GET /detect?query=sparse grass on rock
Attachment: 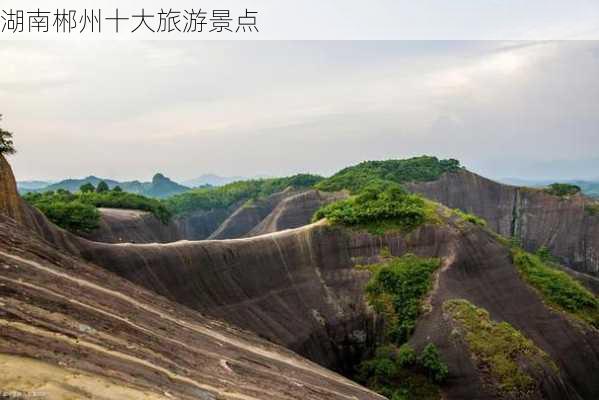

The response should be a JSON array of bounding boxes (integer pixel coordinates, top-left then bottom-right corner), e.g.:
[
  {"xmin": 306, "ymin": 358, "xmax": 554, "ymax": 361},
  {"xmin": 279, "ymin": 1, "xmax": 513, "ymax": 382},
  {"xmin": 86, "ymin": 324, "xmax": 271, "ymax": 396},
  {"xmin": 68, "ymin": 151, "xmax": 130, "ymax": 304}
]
[
  {"xmin": 444, "ymin": 299, "xmax": 557, "ymax": 397},
  {"xmin": 511, "ymin": 248, "xmax": 599, "ymax": 328},
  {"xmin": 585, "ymin": 202, "xmax": 599, "ymax": 216},
  {"xmin": 452, "ymin": 209, "xmax": 487, "ymax": 227}
]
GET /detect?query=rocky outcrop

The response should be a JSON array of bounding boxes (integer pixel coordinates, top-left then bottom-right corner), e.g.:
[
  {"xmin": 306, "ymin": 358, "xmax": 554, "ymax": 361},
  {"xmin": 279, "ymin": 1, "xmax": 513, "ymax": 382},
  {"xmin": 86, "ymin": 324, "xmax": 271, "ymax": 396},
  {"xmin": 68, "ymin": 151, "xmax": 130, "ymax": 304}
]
[
  {"xmin": 249, "ymin": 190, "xmax": 348, "ymax": 236},
  {"xmin": 0, "ymin": 215, "xmax": 383, "ymax": 400},
  {"xmin": 75, "ymin": 219, "xmax": 599, "ymax": 399},
  {"xmin": 407, "ymin": 169, "xmax": 599, "ymax": 275},
  {"xmin": 84, "ymin": 189, "xmax": 343, "ymax": 244},
  {"xmin": 81, "ymin": 208, "xmax": 183, "ymax": 243},
  {"xmin": 0, "ymin": 155, "xmax": 31, "ymax": 225},
  {"xmin": 208, "ymin": 188, "xmax": 301, "ymax": 240}
]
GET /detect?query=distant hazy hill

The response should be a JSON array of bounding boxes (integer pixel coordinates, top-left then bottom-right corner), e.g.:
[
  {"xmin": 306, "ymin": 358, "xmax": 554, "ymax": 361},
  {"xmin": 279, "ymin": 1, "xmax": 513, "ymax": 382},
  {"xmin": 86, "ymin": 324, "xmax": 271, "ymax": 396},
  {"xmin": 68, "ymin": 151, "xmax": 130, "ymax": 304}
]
[
  {"xmin": 499, "ymin": 178, "xmax": 599, "ymax": 197},
  {"xmin": 20, "ymin": 174, "xmax": 190, "ymax": 199},
  {"xmin": 182, "ymin": 174, "xmax": 245, "ymax": 188},
  {"xmin": 16, "ymin": 180, "xmax": 55, "ymax": 192}
]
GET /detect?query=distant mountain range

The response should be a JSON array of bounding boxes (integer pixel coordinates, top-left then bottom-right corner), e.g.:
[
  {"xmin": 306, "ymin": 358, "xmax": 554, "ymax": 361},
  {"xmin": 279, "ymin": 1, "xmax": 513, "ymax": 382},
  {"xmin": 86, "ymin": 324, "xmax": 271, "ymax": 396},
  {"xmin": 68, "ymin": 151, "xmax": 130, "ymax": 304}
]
[
  {"xmin": 182, "ymin": 174, "xmax": 246, "ymax": 188},
  {"xmin": 17, "ymin": 180, "xmax": 56, "ymax": 191},
  {"xmin": 18, "ymin": 174, "xmax": 190, "ymax": 199},
  {"xmin": 499, "ymin": 178, "xmax": 599, "ymax": 197}
]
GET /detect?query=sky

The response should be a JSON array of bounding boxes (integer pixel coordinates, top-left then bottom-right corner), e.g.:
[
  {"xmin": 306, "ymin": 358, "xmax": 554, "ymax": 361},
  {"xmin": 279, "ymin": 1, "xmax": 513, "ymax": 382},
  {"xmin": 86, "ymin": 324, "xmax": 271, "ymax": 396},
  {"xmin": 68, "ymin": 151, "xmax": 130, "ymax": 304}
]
[{"xmin": 1, "ymin": 40, "xmax": 599, "ymax": 182}]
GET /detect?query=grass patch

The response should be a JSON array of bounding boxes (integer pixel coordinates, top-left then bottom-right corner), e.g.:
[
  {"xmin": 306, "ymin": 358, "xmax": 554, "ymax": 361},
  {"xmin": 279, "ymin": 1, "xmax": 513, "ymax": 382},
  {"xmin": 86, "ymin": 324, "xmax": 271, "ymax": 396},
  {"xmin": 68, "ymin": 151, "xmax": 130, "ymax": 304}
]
[
  {"xmin": 313, "ymin": 181, "xmax": 436, "ymax": 235},
  {"xmin": 452, "ymin": 209, "xmax": 487, "ymax": 227},
  {"xmin": 511, "ymin": 248, "xmax": 599, "ymax": 328},
  {"xmin": 444, "ymin": 299, "xmax": 557, "ymax": 396}
]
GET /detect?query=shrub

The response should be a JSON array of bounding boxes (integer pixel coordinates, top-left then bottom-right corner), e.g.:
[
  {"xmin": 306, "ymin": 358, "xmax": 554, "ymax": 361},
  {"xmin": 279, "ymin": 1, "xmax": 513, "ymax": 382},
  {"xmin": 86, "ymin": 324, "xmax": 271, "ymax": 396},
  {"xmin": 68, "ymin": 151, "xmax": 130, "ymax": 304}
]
[
  {"xmin": 35, "ymin": 199, "xmax": 100, "ymax": 233},
  {"xmin": 418, "ymin": 344, "xmax": 448, "ymax": 383},
  {"xmin": 24, "ymin": 189, "xmax": 172, "ymax": 232},
  {"xmin": 357, "ymin": 343, "xmax": 446, "ymax": 400},
  {"xmin": 544, "ymin": 183, "xmax": 581, "ymax": 197},
  {"xmin": 316, "ymin": 156, "xmax": 461, "ymax": 193},
  {"xmin": 364, "ymin": 254, "xmax": 441, "ymax": 344},
  {"xmin": 313, "ymin": 181, "xmax": 432, "ymax": 235},
  {"xmin": 397, "ymin": 344, "xmax": 417, "ymax": 367},
  {"xmin": 80, "ymin": 183, "xmax": 95, "ymax": 193},
  {"xmin": 96, "ymin": 180, "xmax": 110, "ymax": 193}
]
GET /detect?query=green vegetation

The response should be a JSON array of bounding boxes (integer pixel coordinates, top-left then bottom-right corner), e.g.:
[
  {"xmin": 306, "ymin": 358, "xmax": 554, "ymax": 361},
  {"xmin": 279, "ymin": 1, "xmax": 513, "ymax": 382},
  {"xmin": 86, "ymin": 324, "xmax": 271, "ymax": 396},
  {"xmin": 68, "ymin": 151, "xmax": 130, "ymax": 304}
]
[
  {"xmin": 0, "ymin": 114, "xmax": 16, "ymax": 155},
  {"xmin": 355, "ymin": 254, "xmax": 447, "ymax": 399},
  {"xmin": 544, "ymin": 183, "xmax": 581, "ymax": 197},
  {"xmin": 585, "ymin": 202, "xmax": 599, "ymax": 216},
  {"xmin": 80, "ymin": 182, "xmax": 95, "ymax": 193},
  {"xmin": 96, "ymin": 180, "xmax": 109, "ymax": 193},
  {"xmin": 534, "ymin": 245, "xmax": 555, "ymax": 263},
  {"xmin": 30, "ymin": 197, "xmax": 100, "ymax": 233},
  {"xmin": 24, "ymin": 185, "xmax": 172, "ymax": 233},
  {"xmin": 511, "ymin": 248, "xmax": 599, "ymax": 328},
  {"xmin": 357, "ymin": 344, "xmax": 445, "ymax": 400},
  {"xmin": 418, "ymin": 344, "xmax": 449, "ymax": 383},
  {"xmin": 452, "ymin": 209, "xmax": 487, "ymax": 227},
  {"xmin": 444, "ymin": 299, "xmax": 557, "ymax": 396},
  {"xmin": 165, "ymin": 174, "xmax": 323, "ymax": 215},
  {"xmin": 312, "ymin": 182, "xmax": 436, "ymax": 235},
  {"xmin": 362, "ymin": 254, "xmax": 442, "ymax": 343},
  {"xmin": 316, "ymin": 156, "xmax": 461, "ymax": 193}
]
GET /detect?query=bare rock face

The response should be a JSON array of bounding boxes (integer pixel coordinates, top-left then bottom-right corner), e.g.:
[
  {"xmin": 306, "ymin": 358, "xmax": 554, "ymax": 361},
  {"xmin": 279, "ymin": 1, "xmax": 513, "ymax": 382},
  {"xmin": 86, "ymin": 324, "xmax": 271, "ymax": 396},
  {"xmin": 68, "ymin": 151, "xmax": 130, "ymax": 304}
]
[
  {"xmin": 0, "ymin": 216, "xmax": 383, "ymax": 400},
  {"xmin": 249, "ymin": 190, "xmax": 348, "ymax": 236},
  {"xmin": 407, "ymin": 169, "xmax": 599, "ymax": 275},
  {"xmin": 209, "ymin": 188, "xmax": 301, "ymax": 240},
  {"xmin": 83, "ymin": 188, "xmax": 344, "ymax": 244},
  {"xmin": 78, "ymin": 219, "xmax": 599, "ymax": 400},
  {"xmin": 172, "ymin": 204, "xmax": 240, "ymax": 240},
  {"xmin": 0, "ymin": 155, "xmax": 30, "ymax": 225},
  {"xmin": 81, "ymin": 208, "xmax": 183, "ymax": 243}
]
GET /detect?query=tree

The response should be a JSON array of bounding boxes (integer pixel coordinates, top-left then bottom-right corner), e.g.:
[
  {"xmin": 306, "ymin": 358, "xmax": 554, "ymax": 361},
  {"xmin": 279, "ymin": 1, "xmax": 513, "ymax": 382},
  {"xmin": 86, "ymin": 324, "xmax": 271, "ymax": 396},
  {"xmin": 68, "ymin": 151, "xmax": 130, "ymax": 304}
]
[
  {"xmin": 80, "ymin": 183, "xmax": 95, "ymax": 193},
  {"xmin": 0, "ymin": 114, "xmax": 16, "ymax": 155},
  {"xmin": 112, "ymin": 185, "xmax": 123, "ymax": 192},
  {"xmin": 96, "ymin": 181, "xmax": 109, "ymax": 193}
]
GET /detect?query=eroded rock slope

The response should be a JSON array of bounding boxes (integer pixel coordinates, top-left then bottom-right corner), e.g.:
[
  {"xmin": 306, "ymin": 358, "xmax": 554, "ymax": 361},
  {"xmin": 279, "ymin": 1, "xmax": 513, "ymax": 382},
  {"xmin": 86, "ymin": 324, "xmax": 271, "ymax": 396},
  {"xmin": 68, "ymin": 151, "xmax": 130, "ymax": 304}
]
[
  {"xmin": 407, "ymin": 169, "xmax": 599, "ymax": 275},
  {"xmin": 0, "ymin": 157, "xmax": 383, "ymax": 400},
  {"xmin": 3, "ymin": 154, "xmax": 599, "ymax": 399}
]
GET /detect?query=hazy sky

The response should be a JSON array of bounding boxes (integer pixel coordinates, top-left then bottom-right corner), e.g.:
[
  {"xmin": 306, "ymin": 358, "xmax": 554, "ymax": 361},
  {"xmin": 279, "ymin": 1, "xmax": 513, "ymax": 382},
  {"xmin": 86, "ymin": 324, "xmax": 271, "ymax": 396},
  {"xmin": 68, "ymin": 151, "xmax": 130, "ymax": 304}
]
[{"xmin": 2, "ymin": 40, "xmax": 599, "ymax": 181}]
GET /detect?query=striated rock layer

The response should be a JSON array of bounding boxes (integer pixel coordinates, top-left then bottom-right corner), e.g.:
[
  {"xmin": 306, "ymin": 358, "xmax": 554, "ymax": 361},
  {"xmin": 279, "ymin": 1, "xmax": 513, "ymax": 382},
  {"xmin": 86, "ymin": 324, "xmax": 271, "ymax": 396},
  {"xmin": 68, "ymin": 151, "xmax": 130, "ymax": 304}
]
[
  {"xmin": 77, "ymin": 220, "xmax": 599, "ymax": 399},
  {"xmin": 0, "ymin": 215, "xmax": 383, "ymax": 400}
]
